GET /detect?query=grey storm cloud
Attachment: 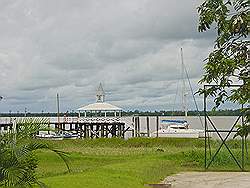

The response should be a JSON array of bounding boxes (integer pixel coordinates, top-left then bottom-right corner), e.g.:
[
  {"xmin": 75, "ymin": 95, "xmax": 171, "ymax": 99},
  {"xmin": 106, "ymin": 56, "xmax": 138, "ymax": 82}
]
[{"xmin": 0, "ymin": 0, "xmax": 215, "ymax": 112}]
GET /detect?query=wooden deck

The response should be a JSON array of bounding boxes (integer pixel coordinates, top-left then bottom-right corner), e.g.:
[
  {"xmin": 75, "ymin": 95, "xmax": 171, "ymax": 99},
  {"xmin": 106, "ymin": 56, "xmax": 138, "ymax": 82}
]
[{"xmin": 0, "ymin": 118, "xmax": 130, "ymax": 138}]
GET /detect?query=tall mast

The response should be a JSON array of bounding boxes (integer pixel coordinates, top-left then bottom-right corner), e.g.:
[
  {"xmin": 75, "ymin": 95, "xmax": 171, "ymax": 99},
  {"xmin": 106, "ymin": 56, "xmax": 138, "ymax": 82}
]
[
  {"xmin": 181, "ymin": 48, "xmax": 187, "ymax": 118},
  {"xmin": 57, "ymin": 93, "xmax": 60, "ymax": 127}
]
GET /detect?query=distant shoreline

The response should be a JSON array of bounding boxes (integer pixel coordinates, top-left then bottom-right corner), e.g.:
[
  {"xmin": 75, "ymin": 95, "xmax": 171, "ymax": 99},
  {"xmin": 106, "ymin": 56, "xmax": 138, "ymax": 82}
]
[{"xmin": 0, "ymin": 109, "xmax": 242, "ymax": 117}]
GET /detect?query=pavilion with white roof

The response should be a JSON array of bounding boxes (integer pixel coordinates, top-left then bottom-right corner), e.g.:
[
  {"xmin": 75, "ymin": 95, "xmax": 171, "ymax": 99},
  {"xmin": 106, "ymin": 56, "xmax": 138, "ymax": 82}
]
[
  {"xmin": 77, "ymin": 83, "xmax": 122, "ymax": 118},
  {"xmin": 53, "ymin": 83, "xmax": 131, "ymax": 139}
]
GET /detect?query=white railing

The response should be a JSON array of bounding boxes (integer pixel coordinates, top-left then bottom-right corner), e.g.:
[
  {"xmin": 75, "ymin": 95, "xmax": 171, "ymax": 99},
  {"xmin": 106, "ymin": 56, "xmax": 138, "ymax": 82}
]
[
  {"xmin": 78, "ymin": 117, "xmax": 122, "ymax": 123},
  {"xmin": 60, "ymin": 117, "xmax": 135, "ymax": 128},
  {"xmin": 0, "ymin": 117, "xmax": 13, "ymax": 124}
]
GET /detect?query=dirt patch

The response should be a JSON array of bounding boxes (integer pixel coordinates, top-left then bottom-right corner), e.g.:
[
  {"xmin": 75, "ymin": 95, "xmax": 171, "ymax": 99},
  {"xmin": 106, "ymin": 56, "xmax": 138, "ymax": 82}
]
[{"xmin": 164, "ymin": 172, "xmax": 250, "ymax": 188}]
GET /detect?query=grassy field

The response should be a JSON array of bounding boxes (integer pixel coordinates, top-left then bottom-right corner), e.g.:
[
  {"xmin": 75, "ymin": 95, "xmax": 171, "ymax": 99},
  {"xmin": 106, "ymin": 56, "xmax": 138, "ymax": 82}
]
[{"xmin": 35, "ymin": 138, "xmax": 250, "ymax": 188}]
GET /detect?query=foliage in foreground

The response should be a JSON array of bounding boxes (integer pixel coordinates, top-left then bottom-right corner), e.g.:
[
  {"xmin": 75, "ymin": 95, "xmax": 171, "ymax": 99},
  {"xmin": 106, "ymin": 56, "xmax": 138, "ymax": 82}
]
[
  {"xmin": 197, "ymin": 0, "xmax": 249, "ymax": 154},
  {"xmin": 0, "ymin": 118, "xmax": 69, "ymax": 187},
  {"xmin": 197, "ymin": 0, "xmax": 249, "ymax": 107}
]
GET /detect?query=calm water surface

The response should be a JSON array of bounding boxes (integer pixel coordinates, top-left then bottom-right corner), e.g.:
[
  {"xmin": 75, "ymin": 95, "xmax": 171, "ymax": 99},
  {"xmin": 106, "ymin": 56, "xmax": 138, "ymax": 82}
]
[{"xmin": 0, "ymin": 116, "xmax": 243, "ymax": 139}]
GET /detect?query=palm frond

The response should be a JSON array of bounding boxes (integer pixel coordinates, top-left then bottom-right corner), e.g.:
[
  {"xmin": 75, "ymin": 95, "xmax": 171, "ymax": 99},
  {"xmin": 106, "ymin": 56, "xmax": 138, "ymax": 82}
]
[
  {"xmin": 51, "ymin": 149, "xmax": 71, "ymax": 173},
  {"xmin": 0, "ymin": 117, "xmax": 72, "ymax": 187},
  {"xmin": 16, "ymin": 117, "xmax": 51, "ymax": 140}
]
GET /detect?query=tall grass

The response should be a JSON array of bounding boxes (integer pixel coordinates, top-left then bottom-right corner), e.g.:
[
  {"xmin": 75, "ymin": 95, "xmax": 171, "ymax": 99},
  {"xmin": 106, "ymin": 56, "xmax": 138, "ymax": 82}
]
[{"xmin": 34, "ymin": 138, "xmax": 249, "ymax": 188}]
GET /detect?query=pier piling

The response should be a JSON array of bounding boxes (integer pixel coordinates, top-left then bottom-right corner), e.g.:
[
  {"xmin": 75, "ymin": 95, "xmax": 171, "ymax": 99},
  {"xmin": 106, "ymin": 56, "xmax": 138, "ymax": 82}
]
[
  {"xmin": 146, "ymin": 116, "xmax": 150, "ymax": 137},
  {"xmin": 156, "ymin": 116, "xmax": 159, "ymax": 138}
]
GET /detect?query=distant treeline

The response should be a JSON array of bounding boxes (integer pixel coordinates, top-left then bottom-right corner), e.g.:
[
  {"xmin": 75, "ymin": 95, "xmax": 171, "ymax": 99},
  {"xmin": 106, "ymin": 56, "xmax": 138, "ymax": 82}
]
[
  {"xmin": 123, "ymin": 109, "xmax": 242, "ymax": 116},
  {"xmin": 0, "ymin": 109, "xmax": 242, "ymax": 117}
]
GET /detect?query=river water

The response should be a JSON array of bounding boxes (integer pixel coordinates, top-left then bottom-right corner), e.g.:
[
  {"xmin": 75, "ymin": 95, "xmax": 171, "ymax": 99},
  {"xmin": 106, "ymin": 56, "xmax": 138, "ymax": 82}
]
[
  {"xmin": 0, "ymin": 116, "xmax": 243, "ymax": 139},
  {"xmin": 133, "ymin": 116, "xmax": 243, "ymax": 139}
]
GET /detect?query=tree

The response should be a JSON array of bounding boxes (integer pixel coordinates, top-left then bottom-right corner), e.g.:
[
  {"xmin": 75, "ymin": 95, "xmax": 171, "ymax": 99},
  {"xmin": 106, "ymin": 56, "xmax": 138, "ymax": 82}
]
[
  {"xmin": 234, "ymin": 124, "xmax": 250, "ymax": 160},
  {"xmin": 197, "ymin": 0, "xmax": 249, "ymax": 134},
  {"xmin": 0, "ymin": 118, "xmax": 70, "ymax": 187}
]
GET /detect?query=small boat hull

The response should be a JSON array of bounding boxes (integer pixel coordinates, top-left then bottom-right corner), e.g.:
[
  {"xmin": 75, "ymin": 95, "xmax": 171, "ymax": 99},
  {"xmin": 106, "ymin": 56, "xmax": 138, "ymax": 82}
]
[
  {"xmin": 152, "ymin": 119, "xmax": 205, "ymax": 138},
  {"xmin": 36, "ymin": 135, "xmax": 64, "ymax": 140},
  {"xmin": 63, "ymin": 135, "xmax": 78, "ymax": 139},
  {"xmin": 151, "ymin": 130, "xmax": 200, "ymax": 138},
  {"xmin": 36, "ymin": 131, "xmax": 64, "ymax": 140},
  {"xmin": 61, "ymin": 131, "xmax": 79, "ymax": 139}
]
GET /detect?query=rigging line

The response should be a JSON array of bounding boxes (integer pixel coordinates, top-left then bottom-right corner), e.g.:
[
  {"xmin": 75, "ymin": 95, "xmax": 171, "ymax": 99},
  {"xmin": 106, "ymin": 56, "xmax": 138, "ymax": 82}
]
[{"xmin": 183, "ymin": 64, "xmax": 204, "ymax": 128}]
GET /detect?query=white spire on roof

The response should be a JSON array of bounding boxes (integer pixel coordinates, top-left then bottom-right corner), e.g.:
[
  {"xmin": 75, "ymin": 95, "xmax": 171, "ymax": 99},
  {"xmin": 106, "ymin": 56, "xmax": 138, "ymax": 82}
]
[
  {"xmin": 77, "ymin": 83, "xmax": 122, "ymax": 112},
  {"xmin": 96, "ymin": 83, "xmax": 105, "ymax": 103}
]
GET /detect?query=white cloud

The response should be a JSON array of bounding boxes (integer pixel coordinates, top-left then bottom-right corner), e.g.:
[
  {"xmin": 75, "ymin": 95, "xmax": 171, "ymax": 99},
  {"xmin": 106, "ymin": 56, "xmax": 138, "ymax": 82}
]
[{"xmin": 0, "ymin": 0, "xmax": 215, "ymax": 112}]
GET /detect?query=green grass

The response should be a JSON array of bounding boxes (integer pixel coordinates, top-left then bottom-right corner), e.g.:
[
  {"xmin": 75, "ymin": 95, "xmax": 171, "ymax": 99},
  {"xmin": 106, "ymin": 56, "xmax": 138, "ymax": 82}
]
[{"xmin": 35, "ymin": 138, "xmax": 250, "ymax": 188}]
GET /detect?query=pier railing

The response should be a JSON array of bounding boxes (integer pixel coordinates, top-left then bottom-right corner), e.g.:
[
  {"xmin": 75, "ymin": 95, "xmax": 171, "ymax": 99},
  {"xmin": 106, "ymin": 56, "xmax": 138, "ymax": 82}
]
[
  {"xmin": 1, "ymin": 116, "xmax": 132, "ymax": 125},
  {"xmin": 78, "ymin": 117, "xmax": 122, "ymax": 123},
  {"xmin": 60, "ymin": 116, "xmax": 124, "ymax": 123}
]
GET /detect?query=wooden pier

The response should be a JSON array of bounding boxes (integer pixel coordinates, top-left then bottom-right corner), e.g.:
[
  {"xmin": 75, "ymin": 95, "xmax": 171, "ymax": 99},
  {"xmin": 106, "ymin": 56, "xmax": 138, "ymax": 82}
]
[
  {"xmin": 0, "ymin": 117, "xmax": 130, "ymax": 139},
  {"xmin": 54, "ymin": 121, "xmax": 127, "ymax": 138},
  {"xmin": 0, "ymin": 123, "xmax": 12, "ymax": 131},
  {"xmin": 0, "ymin": 116, "xmax": 160, "ymax": 139}
]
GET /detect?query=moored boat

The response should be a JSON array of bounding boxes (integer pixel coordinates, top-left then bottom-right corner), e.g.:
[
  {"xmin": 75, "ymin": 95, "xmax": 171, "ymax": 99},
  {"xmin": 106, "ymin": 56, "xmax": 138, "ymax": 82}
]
[
  {"xmin": 36, "ymin": 132, "xmax": 64, "ymax": 140},
  {"xmin": 61, "ymin": 131, "xmax": 78, "ymax": 139},
  {"xmin": 150, "ymin": 48, "xmax": 205, "ymax": 138},
  {"xmin": 151, "ymin": 119, "xmax": 204, "ymax": 138}
]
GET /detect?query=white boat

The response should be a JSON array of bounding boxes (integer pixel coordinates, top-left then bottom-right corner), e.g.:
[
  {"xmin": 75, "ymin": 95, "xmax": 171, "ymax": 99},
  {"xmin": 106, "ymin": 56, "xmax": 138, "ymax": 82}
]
[
  {"xmin": 60, "ymin": 131, "xmax": 78, "ymax": 139},
  {"xmin": 151, "ymin": 119, "xmax": 204, "ymax": 138},
  {"xmin": 151, "ymin": 48, "xmax": 205, "ymax": 138},
  {"xmin": 36, "ymin": 131, "xmax": 64, "ymax": 140}
]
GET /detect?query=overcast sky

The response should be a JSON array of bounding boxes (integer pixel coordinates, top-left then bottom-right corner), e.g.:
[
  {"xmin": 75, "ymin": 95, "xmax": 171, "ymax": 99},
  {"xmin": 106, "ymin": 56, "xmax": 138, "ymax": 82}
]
[{"xmin": 0, "ymin": 0, "xmax": 217, "ymax": 113}]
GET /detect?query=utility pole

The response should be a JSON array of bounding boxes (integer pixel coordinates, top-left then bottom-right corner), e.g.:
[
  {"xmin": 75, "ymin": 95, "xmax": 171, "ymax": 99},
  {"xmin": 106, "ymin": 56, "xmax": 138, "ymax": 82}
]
[
  {"xmin": 57, "ymin": 93, "xmax": 60, "ymax": 128},
  {"xmin": 24, "ymin": 107, "xmax": 27, "ymax": 117}
]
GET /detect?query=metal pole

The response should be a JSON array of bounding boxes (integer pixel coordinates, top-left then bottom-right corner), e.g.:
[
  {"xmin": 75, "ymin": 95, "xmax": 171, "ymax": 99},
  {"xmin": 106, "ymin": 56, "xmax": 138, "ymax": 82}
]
[
  {"xmin": 137, "ymin": 117, "xmax": 140, "ymax": 137},
  {"xmin": 132, "ymin": 116, "xmax": 135, "ymax": 137},
  {"xmin": 57, "ymin": 93, "xmax": 60, "ymax": 129},
  {"xmin": 134, "ymin": 117, "xmax": 138, "ymax": 137},
  {"xmin": 146, "ymin": 116, "xmax": 150, "ymax": 137},
  {"xmin": 242, "ymin": 134, "xmax": 244, "ymax": 171},
  {"xmin": 24, "ymin": 107, "xmax": 27, "ymax": 117},
  {"xmin": 241, "ymin": 104, "xmax": 244, "ymax": 170},
  {"xmin": 13, "ymin": 119, "xmax": 17, "ymax": 145},
  {"xmin": 204, "ymin": 85, "xmax": 207, "ymax": 169},
  {"xmin": 156, "ymin": 116, "xmax": 159, "ymax": 138}
]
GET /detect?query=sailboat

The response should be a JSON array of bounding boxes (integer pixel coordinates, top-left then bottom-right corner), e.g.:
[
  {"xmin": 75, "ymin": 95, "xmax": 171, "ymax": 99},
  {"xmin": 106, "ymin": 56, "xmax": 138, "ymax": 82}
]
[{"xmin": 151, "ymin": 48, "xmax": 204, "ymax": 138}]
